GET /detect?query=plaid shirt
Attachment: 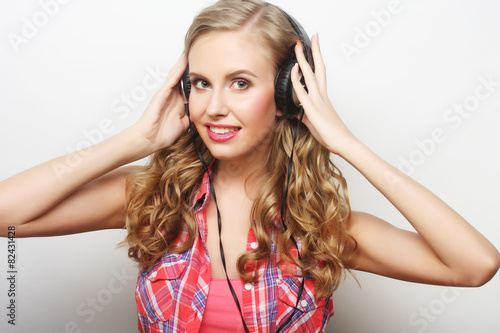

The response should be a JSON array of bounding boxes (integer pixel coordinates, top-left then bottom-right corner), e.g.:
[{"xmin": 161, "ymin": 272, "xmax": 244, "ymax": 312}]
[{"xmin": 135, "ymin": 172, "xmax": 334, "ymax": 332}]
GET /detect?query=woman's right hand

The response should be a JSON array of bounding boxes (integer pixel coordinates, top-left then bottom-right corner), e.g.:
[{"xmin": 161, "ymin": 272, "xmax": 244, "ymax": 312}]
[{"xmin": 128, "ymin": 55, "xmax": 190, "ymax": 156}]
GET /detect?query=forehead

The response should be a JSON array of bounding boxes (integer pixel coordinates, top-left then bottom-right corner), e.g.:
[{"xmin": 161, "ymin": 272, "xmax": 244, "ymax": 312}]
[{"xmin": 188, "ymin": 30, "xmax": 276, "ymax": 78}]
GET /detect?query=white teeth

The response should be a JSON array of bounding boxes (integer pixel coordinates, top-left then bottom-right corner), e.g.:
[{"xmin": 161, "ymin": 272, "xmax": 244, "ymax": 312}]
[{"xmin": 209, "ymin": 127, "xmax": 239, "ymax": 134}]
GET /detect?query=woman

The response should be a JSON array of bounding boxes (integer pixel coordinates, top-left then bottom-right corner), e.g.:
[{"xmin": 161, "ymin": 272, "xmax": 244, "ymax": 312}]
[{"xmin": 0, "ymin": 0, "xmax": 499, "ymax": 332}]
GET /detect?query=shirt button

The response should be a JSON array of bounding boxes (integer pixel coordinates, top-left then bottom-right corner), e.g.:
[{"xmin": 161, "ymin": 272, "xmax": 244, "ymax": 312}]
[
  {"xmin": 150, "ymin": 271, "xmax": 157, "ymax": 278},
  {"xmin": 301, "ymin": 300, "xmax": 308, "ymax": 308},
  {"xmin": 244, "ymin": 283, "xmax": 253, "ymax": 290},
  {"xmin": 250, "ymin": 242, "xmax": 258, "ymax": 250}
]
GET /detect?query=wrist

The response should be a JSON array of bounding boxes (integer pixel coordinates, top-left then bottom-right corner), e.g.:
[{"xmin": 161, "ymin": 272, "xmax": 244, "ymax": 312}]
[
  {"xmin": 326, "ymin": 131, "xmax": 362, "ymax": 158},
  {"xmin": 109, "ymin": 127, "xmax": 157, "ymax": 166}
]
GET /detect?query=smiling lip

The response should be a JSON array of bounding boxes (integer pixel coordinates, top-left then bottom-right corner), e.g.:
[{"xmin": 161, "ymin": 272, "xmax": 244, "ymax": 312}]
[{"xmin": 206, "ymin": 124, "xmax": 241, "ymax": 142}]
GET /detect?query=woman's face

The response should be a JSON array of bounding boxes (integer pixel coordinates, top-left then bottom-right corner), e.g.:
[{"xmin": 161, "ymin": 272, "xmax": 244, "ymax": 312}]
[{"xmin": 187, "ymin": 29, "xmax": 279, "ymax": 165}]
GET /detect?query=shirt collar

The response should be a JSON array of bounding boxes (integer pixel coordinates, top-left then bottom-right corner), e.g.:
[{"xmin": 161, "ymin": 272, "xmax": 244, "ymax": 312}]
[{"xmin": 193, "ymin": 169, "xmax": 212, "ymax": 213}]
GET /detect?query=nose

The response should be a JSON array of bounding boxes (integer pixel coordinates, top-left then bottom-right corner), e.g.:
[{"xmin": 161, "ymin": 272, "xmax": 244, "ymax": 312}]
[{"xmin": 206, "ymin": 87, "xmax": 229, "ymax": 117}]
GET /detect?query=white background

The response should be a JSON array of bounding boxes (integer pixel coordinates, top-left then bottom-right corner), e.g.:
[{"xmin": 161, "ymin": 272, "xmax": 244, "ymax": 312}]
[{"xmin": 1, "ymin": 0, "xmax": 499, "ymax": 332}]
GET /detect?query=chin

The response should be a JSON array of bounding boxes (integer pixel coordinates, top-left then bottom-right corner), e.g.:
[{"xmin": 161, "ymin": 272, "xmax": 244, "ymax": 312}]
[
  {"xmin": 206, "ymin": 149, "xmax": 239, "ymax": 161},
  {"xmin": 205, "ymin": 145, "xmax": 252, "ymax": 163}
]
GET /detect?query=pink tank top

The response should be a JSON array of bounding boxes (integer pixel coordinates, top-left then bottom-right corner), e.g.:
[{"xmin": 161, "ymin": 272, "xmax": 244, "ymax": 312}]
[{"xmin": 199, "ymin": 279, "xmax": 246, "ymax": 332}]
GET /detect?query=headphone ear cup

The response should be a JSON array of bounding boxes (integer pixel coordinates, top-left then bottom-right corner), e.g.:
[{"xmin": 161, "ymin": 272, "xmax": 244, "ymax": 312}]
[
  {"xmin": 274, "ymin": 59, "xmax": 301, "ymax": 117},
  {"xmin": 181, "ymin": 66, "xmax": 191, "ymax": 102}
]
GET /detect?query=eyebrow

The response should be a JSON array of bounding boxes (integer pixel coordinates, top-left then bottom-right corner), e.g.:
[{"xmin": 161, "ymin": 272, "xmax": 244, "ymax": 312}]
[{"xmin": 189, "ymin": 69, "xmax": 258, "ymax": 80}]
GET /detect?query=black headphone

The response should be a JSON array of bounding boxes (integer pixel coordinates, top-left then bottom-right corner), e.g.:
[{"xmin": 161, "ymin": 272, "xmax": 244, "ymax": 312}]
[{"xmin": 180, "ymin": 4, "xmax": 314, "ymax": 117}]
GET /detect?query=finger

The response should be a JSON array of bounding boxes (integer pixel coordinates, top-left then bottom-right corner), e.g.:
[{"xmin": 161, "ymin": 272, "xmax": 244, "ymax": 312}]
[
  {"xmin": 311, "ymin": 33, "xmax": 327, "ymax": 95},
  {"xmin": 152, "ymin": 55, "xmax": 188, "ymax": 105},
  {"xmin": 295, "ymin": 42, "xmax": 319, "ymax": 98},
  {"xmin": 290, "ymin": 63, "xmax": 313, "ymax": 111},
  {"xmin": 161, "ymin": 54, "xmax": 188, "ymax": 92}
]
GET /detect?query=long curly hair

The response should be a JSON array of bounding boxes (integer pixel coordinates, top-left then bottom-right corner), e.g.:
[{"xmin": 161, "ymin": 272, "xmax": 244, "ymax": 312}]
[{"xmin": 124, "ymin": 0, "xmax": 355, "ymax": 298}]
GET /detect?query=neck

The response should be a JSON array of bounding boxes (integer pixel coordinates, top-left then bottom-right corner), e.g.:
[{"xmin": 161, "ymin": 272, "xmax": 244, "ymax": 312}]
[{"xmin": 213, "ymin": 156, "xmax": 268, "ymax": 200}]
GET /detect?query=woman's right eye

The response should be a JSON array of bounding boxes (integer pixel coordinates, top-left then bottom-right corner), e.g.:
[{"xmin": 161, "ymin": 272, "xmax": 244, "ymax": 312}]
[{"xmin": 193, "ymin": 79, "xmax": 210, "ymax": 89}]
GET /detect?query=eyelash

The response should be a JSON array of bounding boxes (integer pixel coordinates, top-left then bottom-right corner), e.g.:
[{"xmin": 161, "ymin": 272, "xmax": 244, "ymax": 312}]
[
  {"xmin": 192, "ymin": 78, "xmax": 251, "ymax": 90},
  {"xmin": 231, "ymin": 79, "xmax": 250, "ymax": 90}
]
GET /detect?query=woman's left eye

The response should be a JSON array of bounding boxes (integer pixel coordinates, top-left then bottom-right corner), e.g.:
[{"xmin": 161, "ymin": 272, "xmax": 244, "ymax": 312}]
[{"xmin": 231, "ymin": 79, "xmax": 250, "ymax": 90}]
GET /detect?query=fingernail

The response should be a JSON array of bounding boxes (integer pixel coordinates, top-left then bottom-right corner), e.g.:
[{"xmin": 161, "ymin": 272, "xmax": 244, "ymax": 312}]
[{"xmin": 296, "ymin": 41, "xmax": 303, "ymax": 52}]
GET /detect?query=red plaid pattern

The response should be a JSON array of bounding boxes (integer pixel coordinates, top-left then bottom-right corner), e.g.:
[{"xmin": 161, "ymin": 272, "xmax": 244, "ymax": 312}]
[{"xmin": 135, "ymin": 172, "xmax": 334, "ymax": 332}]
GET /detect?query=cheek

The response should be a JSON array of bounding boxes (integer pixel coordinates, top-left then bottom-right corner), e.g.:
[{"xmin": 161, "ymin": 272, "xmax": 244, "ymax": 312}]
[
  {"xmin": 187, "ymin": 96, "xmax": 201, "ymax": 120},
  {"xmin": 185, "ymin": 98, "xmax": 205, "ymax": 135},
  {"xmin": 240, "ymin": 90, "xmax": 276, "ymax": 121},
  {"xmin": 186, "ymin": 95, "xmax": 209, "ymax": 131}
]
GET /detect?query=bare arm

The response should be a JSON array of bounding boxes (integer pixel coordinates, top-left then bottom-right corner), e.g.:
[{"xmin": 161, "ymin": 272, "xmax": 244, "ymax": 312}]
[
  {"xmin": 7, "ymin": 164, "xmax": 140, "ymax": 238},
  {"xmin": 0, "ymin": 131, "xmax": 143, "ymax": 237},
  {"xmin": 0, "ymin": 55, "xmax": 189, "ymax": 238},
  {"xmin": 292, "ymin": 34, "xmax": 500, "ymax": 286},
  {"xmin": 343, "ymin": 145, "xmax": 499, "ymax": 287}
]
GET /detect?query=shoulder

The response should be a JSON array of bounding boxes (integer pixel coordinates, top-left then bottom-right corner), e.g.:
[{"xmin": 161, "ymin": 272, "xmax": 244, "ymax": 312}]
[
  {"xmin": 345, "ymin": 210, "xmax": 412, "ymax": 269},
  {"xmin": 347, "ymin": 211, "xmax": 389, "ymax": 232},
  {"xmin": 346, "ymin": 211, "xmax": 413, "ymax": 252}
]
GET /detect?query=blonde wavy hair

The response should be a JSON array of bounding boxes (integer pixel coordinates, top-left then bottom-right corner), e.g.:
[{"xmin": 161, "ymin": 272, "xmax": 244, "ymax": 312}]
[{"xmin": 124, "ymin": 0, "xmax": 355, "ymax": 298}]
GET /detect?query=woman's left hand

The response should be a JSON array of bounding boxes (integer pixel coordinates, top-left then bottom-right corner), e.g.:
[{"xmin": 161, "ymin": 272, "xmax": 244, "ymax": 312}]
[{"xmin": 291, "ymin": 34, "xmax": 357, "ymax": 157}]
